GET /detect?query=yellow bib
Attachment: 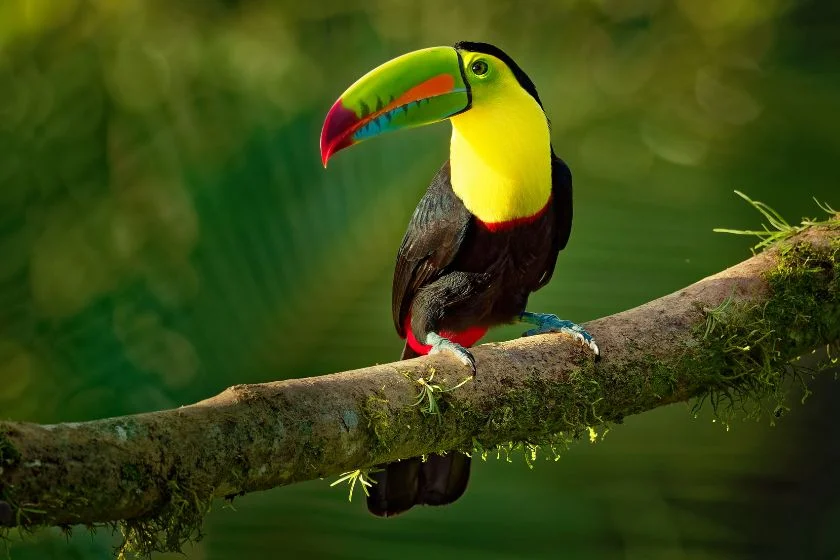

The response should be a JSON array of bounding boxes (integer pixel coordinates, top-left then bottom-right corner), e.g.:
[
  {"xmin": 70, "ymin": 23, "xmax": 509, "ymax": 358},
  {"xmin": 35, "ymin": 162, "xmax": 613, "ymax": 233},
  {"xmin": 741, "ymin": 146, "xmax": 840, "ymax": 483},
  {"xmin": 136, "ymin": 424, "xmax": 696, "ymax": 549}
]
[{"xmin": 449, "ymin": 82, "xmax": 552, "ymax": 224}]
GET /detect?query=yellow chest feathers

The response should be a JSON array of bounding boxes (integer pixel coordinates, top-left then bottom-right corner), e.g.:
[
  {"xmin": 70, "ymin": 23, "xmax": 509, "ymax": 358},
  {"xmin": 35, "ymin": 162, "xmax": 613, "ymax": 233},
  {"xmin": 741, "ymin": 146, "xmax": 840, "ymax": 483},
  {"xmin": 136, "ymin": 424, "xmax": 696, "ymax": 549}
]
[{"xmin": 448, "ymin": 87, "xmax": 552, "ymax": 224}]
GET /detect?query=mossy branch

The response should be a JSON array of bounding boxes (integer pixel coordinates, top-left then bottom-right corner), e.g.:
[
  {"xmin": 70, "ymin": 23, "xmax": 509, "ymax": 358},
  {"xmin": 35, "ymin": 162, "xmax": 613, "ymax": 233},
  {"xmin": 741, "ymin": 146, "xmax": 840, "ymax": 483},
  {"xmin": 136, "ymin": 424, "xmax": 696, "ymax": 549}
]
[{"xmin": 1, "ymin": 215, "xmax": 838, "ymax": 557}]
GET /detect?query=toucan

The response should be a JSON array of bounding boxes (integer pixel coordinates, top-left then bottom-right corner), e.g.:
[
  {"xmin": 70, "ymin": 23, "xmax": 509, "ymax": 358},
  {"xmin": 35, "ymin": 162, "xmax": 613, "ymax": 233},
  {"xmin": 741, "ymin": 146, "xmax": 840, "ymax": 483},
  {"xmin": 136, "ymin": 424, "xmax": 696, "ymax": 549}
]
[{"xmin": 320, "ymin": 41, "xmax": 600, "ymax": 517}]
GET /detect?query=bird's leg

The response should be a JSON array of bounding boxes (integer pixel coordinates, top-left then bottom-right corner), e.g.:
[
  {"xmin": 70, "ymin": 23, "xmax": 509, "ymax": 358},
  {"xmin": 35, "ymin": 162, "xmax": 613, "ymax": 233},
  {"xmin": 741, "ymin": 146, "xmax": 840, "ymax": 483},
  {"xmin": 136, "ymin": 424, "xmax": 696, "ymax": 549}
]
[
  {"xmin": 425, "ymin": 332, "xmax": 476, "ymax": 375},
  {"xmin": 518, "ymin": 312, "xmax": 600, "ymax": 357}
]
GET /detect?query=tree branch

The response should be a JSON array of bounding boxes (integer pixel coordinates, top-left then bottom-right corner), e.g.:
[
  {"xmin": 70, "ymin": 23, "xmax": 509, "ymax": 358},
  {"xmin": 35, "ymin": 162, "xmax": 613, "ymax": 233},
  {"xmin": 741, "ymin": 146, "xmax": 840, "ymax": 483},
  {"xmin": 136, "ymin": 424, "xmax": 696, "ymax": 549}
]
[{"xmin": 1, "ymin": 221, "xmax": 838, "ymax": 555}]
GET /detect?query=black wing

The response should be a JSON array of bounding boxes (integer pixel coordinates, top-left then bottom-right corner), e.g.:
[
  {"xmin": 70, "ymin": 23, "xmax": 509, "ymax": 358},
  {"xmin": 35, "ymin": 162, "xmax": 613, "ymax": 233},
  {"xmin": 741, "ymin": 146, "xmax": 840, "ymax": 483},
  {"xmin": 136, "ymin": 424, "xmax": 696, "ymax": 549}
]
[
  {"xmin": 535, "ymin": 153, "xmax": 573, "ymax": 289},
  {"xmin": 392, "ymin": 161, "xmax": 472, "ymax": 336}
]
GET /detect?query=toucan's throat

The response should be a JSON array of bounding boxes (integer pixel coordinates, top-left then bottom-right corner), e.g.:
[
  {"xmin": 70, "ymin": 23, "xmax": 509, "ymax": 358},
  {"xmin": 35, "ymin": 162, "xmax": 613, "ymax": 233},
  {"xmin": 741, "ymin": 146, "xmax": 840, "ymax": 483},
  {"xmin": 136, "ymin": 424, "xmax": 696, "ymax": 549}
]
[{"xmin": 448, "ymin": 92, "xmax": 552, "ymax": 224}]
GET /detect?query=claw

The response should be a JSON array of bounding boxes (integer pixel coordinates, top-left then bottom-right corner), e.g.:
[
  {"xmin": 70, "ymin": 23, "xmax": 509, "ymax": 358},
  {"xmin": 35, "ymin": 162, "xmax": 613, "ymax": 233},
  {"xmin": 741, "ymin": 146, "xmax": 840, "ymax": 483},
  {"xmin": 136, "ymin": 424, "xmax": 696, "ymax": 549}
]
[
  {"xmin": 426, "ymin": 332, "xmax": 477, "ymax": 375},
  {"xmin": 519, "ymin": 312, "xmax": 600, "ymax": 358}
]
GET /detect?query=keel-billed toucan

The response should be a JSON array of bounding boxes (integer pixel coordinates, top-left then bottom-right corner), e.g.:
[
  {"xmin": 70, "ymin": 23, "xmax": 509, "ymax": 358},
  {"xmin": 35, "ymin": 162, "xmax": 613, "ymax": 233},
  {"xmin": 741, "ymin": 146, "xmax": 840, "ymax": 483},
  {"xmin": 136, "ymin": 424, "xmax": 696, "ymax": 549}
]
[{"xmin": 320, "ymin": 41, "xmax": 599, "ymax": 517}]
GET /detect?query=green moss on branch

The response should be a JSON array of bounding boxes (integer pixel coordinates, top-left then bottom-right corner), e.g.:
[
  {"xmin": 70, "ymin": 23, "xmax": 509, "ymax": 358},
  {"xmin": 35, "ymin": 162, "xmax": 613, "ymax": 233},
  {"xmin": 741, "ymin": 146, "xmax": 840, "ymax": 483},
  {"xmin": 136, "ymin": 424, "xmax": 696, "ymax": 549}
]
[{"xmin": 689, "ymin": 234, "xmax": 839, "ymax": 424}]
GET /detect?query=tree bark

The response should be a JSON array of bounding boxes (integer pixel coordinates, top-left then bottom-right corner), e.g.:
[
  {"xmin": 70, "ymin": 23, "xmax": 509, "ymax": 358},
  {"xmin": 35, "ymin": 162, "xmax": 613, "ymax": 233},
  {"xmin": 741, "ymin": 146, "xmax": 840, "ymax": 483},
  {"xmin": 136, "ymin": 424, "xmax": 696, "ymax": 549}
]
[{"xmin": 0, "ymin": 223, "xmax": 838, "ymax": 552}]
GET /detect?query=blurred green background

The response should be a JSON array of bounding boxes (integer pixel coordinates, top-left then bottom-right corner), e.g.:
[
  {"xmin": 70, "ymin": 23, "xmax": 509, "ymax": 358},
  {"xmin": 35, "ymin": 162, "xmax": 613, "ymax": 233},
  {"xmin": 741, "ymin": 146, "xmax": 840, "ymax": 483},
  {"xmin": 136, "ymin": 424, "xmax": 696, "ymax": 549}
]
[{"xmin": 1, "ymin": 0, "xmax": 838, "ymax": 558}]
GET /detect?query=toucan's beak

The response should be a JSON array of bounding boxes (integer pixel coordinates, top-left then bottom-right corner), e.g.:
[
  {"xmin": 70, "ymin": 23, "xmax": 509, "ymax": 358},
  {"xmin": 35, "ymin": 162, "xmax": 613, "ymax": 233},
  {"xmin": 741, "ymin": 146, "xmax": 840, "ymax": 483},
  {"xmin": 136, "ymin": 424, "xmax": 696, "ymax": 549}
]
[{"xmin": 320, "ymin": 46, "xmax": 470, "ymax": 167}]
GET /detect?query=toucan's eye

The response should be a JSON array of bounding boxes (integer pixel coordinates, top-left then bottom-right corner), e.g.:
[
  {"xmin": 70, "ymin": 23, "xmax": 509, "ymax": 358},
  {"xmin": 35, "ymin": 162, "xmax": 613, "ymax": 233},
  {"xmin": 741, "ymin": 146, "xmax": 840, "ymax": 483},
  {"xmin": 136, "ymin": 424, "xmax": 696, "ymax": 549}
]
[{"xmin": 471, "ymin": 60, "xmax": 489, "ymax": 76}]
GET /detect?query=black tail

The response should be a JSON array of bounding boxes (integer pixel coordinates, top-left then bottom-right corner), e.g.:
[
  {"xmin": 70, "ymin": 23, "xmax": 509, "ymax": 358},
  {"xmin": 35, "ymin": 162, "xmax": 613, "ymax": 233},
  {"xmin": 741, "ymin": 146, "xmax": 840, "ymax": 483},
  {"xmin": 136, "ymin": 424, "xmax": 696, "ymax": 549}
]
[
  {"xmin": 365, "ymin": 343, "xmax": 472, "ymax": 517},
  {"xmin": 366, "ymin": 452, "xmax": 471, "ymax": 517}
]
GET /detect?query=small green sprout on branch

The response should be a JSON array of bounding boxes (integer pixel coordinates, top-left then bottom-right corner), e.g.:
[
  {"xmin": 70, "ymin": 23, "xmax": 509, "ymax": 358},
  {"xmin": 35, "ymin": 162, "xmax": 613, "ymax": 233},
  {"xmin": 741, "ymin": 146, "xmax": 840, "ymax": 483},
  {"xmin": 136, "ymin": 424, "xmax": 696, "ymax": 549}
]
[
  {"xmin": 714, "ymin": 190, "xmax": 838, "ymax": 251},
  {"xmin": 701, "ymin": 293, "xmax": 737, "ymax": 339},
  {"xmin": 329, "ymin": 468, "xmax": 380, "ymax": 502},
  {"xmin": 410, "ymin": 369, "xmax": 472, "ymax": 421}
]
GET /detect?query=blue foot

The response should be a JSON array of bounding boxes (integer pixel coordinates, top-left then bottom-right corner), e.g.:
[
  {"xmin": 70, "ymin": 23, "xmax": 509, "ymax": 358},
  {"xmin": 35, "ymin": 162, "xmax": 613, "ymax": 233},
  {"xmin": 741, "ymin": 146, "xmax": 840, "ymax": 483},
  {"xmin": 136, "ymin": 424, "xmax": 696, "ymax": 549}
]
[
  {"xmin": 519, "ymin": 312, "xmax": 600, "ymax": 357},
  {"xmin": 426, "ymin": 332, "xmax": 476, "ymax": 375}
]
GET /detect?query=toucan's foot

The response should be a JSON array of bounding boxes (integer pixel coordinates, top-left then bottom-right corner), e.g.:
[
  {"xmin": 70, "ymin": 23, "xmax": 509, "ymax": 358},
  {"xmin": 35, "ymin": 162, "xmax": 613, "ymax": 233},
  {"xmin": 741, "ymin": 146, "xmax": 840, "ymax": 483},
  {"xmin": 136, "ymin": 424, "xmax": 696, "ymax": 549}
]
[
  {"xmin": 519, "ymin": 312, "xmax": 600, "ymax": 358},
  {"xmin": 426, "ymin": 332, "xmax": 476, "ymax": 375}
]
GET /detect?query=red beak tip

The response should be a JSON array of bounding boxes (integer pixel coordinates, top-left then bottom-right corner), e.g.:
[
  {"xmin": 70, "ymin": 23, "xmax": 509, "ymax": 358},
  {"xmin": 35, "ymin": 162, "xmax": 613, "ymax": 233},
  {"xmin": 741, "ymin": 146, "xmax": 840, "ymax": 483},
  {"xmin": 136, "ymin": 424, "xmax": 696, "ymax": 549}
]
[{"xmin": 320, "ymin": 100, "xmax": 359, "ymax": 169}]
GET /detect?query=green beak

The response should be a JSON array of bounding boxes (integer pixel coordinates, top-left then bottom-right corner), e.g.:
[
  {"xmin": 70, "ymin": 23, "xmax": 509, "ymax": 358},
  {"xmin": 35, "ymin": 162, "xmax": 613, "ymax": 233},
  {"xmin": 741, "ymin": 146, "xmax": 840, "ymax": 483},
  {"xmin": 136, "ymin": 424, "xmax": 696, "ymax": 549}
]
[{"xmin": 320, "ymin": 46, "xmax": 470, "ymax": 166}]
